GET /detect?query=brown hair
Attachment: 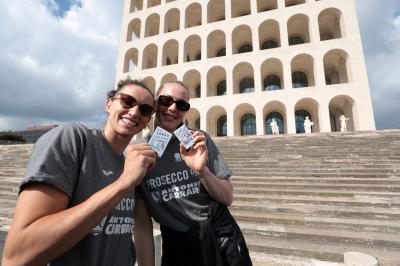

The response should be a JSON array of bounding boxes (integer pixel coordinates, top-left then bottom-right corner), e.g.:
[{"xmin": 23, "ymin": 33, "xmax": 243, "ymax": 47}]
[
  {"xmin": 107, "ymin": 76, "xmax": 155, "ymax": 102},
  {"xmin": 156, "ymin": 81, "xmax": 190, "ymax": 100}
]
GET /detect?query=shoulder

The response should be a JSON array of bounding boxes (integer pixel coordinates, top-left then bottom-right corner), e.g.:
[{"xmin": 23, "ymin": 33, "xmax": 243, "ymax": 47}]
[
  {"xmin": 40, "ymin": 122, "xmax": 89, "ymax": 136},
  {"xmin": 35, "ymin": 122, "xmax": 92, "ymax": 148},
  {"xmin": 58, "ymin": 122, "xmax": 91, "ymax": 135}
]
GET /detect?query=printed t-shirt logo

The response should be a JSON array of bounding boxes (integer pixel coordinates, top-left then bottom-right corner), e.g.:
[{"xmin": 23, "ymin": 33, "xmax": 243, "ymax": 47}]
[
  {"xmin": 102, "ymin": 170, "xmax": 113, "ymax": 176},
  {"xmin": 91, "ymin": 216, "xmax": 107, "ymax": 236},
  {"xmin": 151, "ymin": 191, "xmax": 161, "ymax": 203},
  {"xmin": 174, "ymin": 152, "xmax": 182, "ymax": 162},
  {"xmin": 145, "ymin": 169, "xmax": 201, "ymax": 203},
  {"xmin": 91, "ymin": 198, "xmax": 135, "ymax": 236}
]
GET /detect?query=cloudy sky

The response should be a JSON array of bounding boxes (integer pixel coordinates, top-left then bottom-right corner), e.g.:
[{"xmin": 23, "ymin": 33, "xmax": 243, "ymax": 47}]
[{"xmin": 0, "ymin": 0, "xmax": 399, "ymax": 132}]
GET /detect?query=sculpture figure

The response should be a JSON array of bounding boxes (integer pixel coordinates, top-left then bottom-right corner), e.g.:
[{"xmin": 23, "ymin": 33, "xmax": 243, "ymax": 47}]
[
  {"xmin": 304, "ymin": 116, "xmax": 314, "ymax": 133},
  {"xmin": 340, "ymin": 114, "xmax": 350, "ymax": 132},
  {"xmin": 270, "ymin": 118, "xmax": 279, "ymax": 135}
]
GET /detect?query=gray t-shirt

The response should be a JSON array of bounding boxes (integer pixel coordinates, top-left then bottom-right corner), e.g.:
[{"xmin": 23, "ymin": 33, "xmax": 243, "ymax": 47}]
[
  {"xmin": 20, "ymin": 122, "xmax": 135, "ymax": 266},
  {"xmin": 136, "ymin": 132, "xmax": 231, "ymax": 232}
]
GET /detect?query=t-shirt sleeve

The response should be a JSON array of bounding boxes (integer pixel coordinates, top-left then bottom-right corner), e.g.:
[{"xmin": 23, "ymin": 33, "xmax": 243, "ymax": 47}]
[
  {"xmin": 20, "ymin": 123, "xmax": 86, "ymax": 198},
  {"xmin": 203, "ymin": 132, "xmax": 232, "ymax": 180}
]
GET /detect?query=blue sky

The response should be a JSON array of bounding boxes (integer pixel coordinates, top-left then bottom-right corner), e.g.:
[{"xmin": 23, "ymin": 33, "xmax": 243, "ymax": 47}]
[
  {"xmin": 45, "ymin": 0, "xmax": 82, "ymax": 17},
  {"xmin": 0, "ymin": 0, "xmax": 399, "ymax": 131}
]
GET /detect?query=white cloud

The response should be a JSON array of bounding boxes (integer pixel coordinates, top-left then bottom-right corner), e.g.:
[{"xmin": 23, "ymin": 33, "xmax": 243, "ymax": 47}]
[
  {"xmin": 0, "ymin": 0, "xmax": 398, "ymax": 132},
  {"xmin": 356, "ymin": 0, "xmax": 400, "ymax": 129},
  {"xmin": 0, "ymin": 0, "xmax": 123, "ymax": 131}
]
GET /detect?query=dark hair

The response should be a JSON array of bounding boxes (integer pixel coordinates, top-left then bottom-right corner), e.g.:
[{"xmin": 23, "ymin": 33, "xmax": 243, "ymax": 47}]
[
  {"xmin": 156, "ymin": 81, "xmax": 190, "ymax": 100},
  {"xmin": 107, "ymin": 76, "xmax": 155, "ymax": 101}
]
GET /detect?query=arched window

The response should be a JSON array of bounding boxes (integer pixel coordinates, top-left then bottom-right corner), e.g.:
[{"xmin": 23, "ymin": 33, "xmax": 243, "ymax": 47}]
[
  {"xmin": 289, "ymin": 36, "xmax": 304, "ymax": 45},
  {"xmin": 239, "ymin": 77, "xmax": 254, "ymax": 93},
  {"xmin": 217, "ymin": 115, "xmax": 227, "ymax": 136},
  {"xmin": 264, "ymin": 75, "xmax": 281, "ymax": 91},
  {"xmin": 195, "ymin": 84, "xmax": 201, "ymax": 98},
  {"xmin": 241, "ymin": 113, "xmax": 256, "ymax": 136},
  {"xmin": 195, "ymin": 118, "xmax": 200, "ymax": 130},
  {"xmin": 195, "ymin": 52, "xmax": 201, "ymax": 60},
  {"xmin": 217, "ymin": 80, "xmax": 227, "ymax": 95},
  {"xmin": 265, "ymin": 112, "xmax": 284, "ymax": 134},
  {"xmin": 216, "ymin": 48, "xmax": 226, "ymax": 57},
  {"xmin": 261, "ymin": 40, "xmax": 278, "ymax": 50},
  {"xmin": 238, "ymin": 44, "xmax": 253, "ymax": 53},
  {"xmin": 295, "ymin": 110, "xmax": 311, "ymax": 133},
  {"xmin": 326, "ymin": 70, "xmax": 339, "ymax": 85},
  {"xmin": 292, "ymin": 71, "xmax": 308, "ymax": 88}
]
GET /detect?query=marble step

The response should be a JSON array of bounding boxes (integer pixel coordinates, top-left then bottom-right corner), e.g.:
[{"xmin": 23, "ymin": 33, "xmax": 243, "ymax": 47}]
[
  {"xmin": 232, "ymin": 177, "xmax": 400, "ymax": 185},
  {"xmin": 231, "ymin": 182, "xmax": 400, "ymax": 192},
  {"xmin": 238, "ymin": 221, "xmax": 400, "ymax": 249},
  {"xmin": 243, "ymin": 234, "xmax": 400, "ymax": 265},
  {"xmin": 230, "ymin": 203, "xmax": 400, "ymax": 221},
  {"xmin": 233, "ymin": 193, "xmax": 400, "ymax": 208},
  {"xmin": 233, "ymin": 211, "xmax": 400, "ymax": 234}
]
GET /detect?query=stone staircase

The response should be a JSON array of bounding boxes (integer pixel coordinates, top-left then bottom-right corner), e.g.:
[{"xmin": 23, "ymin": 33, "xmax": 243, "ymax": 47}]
[
  {"xmin": 0, "ymin": 144, "xmax": 32, "ymax": 233},
  {"xmin": 214, "ymin": 130, "xmax": 400, "ymax": 265},
  {"xmin": 1, "ymin": 131, "xmax": 400, "ymax": 265}
]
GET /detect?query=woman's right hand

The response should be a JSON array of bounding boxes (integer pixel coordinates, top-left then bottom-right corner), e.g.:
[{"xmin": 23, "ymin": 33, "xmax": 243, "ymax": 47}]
[{"xmin": 121, "ymin": 144, "xmax": 156, "ymax": 189}]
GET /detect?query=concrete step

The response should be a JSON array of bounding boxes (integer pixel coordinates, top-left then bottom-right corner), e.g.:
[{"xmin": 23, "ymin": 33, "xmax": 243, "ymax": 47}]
[
  {"xmin": 0, "ymin": 209, "xmax": 15, "ymax": 219},
  {"xmin": 230, "ymin": 202, "xmax": 400, "ymax": 222},
  {"xmin": 0, "ymin": 198, "xmax": 18, "ymax": 208},
  {"xmin": 229, "ymin": 160, "xmax": 400, "ymax": 168},
  {"xmin": 232, "ymin": 177, "xmax": 400, "ymax": 185},
  {"xmin": 226, "ymin": 160, "xmax": 400, "ymax": 167},
  {"xmin": 221, "ymin": 155, "xmax": 400, "ymax": 161},
  {"xmin": 234, "ymin": 211, "xmax": 400, "ymax": 234},
  {"xmin": 233, "ymin": 188, "xmax": 400, "ymax": 199},
  {"xmin": 239, "ymin": 221, "xmax": 400, "ymax": 249},
  {"xmin": 244, "ymin": 235, "xmax": 400, "ymax": 265},
  {"xmin": 0, "ymin": 185, "xmax": 19, "ymax": 194},
  {"xmin": 233, "ymin": 194, "xmax": 400, "ymax": 207},
  {"xmin": 231, "ymin": 210, "xmax": 399, "ymax": 228},
  {"xmin": 231, "ymin": 172, "xmax": 399, "ymax": 178},
  {"xmin": 0, "ymin": 178, "xmax": 23, "ymax": 186},
  {"xmin": 231, "ymin": 181, "xmax": 400, "ymax": 192},
  {"xmin": 0, "ymin": 191, "xmax": 17, "ymax": 201},
  {"xmin": 0, "ymin": 172, "xmax": 26, "ymax": 178},
  {"xmin": 230, "ymin": 168, "xmax": 399, "ymax": 174}
]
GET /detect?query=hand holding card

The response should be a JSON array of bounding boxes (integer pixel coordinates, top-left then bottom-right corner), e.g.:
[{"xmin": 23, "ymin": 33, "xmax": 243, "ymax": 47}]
[
  {"xmin": 174, "ymin": 124, "xmax": 194, "ymax": 150},
  {"xmin": 148, "ymin": 127, "xmax": 173, "ymax": 157}
]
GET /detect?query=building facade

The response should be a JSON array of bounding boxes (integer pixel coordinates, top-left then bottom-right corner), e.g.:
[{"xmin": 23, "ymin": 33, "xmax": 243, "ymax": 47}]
[{"xmin": 116, "ymin": 0, "xmax": 376, "ymax": 137}]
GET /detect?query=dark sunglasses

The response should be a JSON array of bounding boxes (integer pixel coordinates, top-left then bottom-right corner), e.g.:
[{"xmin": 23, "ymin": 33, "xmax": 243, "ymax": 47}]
[
  {"xmin": 113, "ymin": 93, "xmax": 154, "ymax": 117},
  {"xmin": 157, "ymin": 95, "xmax": 190, "ymax": 112}
]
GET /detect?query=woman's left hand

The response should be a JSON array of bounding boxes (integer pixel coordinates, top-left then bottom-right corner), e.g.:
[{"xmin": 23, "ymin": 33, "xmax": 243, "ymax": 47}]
[{"xmin": 179, "ymin": 131, "xmax": 208, "ymax": 175}]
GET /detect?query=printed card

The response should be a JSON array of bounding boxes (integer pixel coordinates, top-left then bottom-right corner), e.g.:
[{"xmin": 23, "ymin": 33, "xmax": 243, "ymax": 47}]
[
  {"xmin": 148, "ymin": 127, "xmax": 173, "ymax": 157},
  {"xmin": 174, "ymin": 124, "xmax": 194, "ymax": 150}
]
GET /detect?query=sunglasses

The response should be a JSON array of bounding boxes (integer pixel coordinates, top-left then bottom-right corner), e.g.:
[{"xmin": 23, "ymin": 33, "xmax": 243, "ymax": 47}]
[
  {"xmin": 157, "ymin": 95, "xmax": 190, "ymax": 112},
  {"xmin": 113, "ymin": 93, "xmax": 154, "ymax": 117}
]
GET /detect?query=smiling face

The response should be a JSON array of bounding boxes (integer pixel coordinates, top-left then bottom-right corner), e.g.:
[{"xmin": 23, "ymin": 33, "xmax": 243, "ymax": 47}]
[
  {"xmin": 155, "ymin": 82, "xmax": 190, "ymax": 133},
  {"xmin": 105, "ymin": 84, "xmax": 155, "ymax": 140}
]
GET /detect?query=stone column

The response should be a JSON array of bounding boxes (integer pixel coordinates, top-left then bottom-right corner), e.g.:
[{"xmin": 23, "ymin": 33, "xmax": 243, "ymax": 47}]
[
  {"xmin": 286, "ymin": 105, "xmax": 296, "ymax": 134},
  {"xmin": 256, "ymin": 108, "xmax": 265, "ymax": 136},
  {"xmin": 227, "ymin": 108, "xmax": 235, "ymax": 137}
]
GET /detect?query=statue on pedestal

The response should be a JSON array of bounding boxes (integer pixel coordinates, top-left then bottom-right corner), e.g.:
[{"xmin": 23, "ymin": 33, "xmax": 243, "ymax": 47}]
[
  {"xmin": 270, "ymin": 118, "xmax": 279, "ymax": 135},
  {"xmin": 340, "ymin": 115, "xmax": 350, "ymax": 132},
  {"xmin": 304, "ymin": 116, "xmax": 314, "ymax": 133}
]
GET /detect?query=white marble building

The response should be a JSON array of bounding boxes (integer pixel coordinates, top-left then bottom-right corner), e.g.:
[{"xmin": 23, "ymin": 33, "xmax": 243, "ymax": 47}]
[{"xmin": 116, "ymin": 0, "xmax": 375, "ymax": 136}]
